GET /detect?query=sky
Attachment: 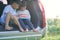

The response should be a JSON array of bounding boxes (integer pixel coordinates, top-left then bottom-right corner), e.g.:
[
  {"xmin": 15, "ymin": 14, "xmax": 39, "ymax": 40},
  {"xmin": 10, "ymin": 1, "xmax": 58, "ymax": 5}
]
[
  {"xmin": 1, "ymin": 0, "xmax": 60, "ymax": 18},
  {"xmin": 41, "ymin": 0, "xmax": 60, "ymax": 18}
]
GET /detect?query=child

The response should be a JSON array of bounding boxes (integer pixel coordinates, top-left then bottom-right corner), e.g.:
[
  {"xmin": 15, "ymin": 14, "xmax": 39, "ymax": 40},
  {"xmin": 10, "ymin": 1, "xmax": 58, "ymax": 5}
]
[
  {"xmin": 1, "ymin": 1, "xmax": 24, "ymax": 32},
  {"xmin": 17, "ymin": 3, "xmax": 37, "ymax": 32}
]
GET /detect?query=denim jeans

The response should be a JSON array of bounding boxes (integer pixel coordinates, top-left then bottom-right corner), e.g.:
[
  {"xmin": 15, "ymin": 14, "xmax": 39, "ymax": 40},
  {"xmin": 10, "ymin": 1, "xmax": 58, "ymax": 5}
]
[{"xmin": 19, "ymin": 19, "xmax": 34, "ymax": 30}]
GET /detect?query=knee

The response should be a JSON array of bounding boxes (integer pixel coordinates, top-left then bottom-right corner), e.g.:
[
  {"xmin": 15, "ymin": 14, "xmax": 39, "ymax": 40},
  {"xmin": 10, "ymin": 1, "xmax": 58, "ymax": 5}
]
[
  {"xmin": 12, "ymin": 16, "xmax": 18, "ymax": 20},
  {"xmin": 6, "ymin": 13, "xmax": 11, "ymax": 16}
]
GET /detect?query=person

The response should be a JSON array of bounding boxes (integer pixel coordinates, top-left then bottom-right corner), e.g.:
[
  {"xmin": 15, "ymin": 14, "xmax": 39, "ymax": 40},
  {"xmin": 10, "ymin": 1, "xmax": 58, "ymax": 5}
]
[
  {"xmin": 1, "ymin": 1, "xmax": 24, "ymax": 32},
  {"xmin": 17, "ymin": 3, "xmax": 38, "ymax": 32}
]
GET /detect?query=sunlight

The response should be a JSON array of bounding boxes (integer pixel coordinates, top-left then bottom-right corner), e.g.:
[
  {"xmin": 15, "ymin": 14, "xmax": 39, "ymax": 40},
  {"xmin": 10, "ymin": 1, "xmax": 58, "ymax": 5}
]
[
  {"xmin": 41, "ymin": 0, "xmax": 60, "ymax": 18},
  {"xmin": 1, "ymin": 0, "xmax": 7, "ymax": 4}
]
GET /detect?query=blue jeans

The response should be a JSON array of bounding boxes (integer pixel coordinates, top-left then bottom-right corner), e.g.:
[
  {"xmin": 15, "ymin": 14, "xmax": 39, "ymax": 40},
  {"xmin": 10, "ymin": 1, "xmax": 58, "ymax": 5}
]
[{"xmin": 19, "ymin": 19, "xmax": 34, "ymax": 30}]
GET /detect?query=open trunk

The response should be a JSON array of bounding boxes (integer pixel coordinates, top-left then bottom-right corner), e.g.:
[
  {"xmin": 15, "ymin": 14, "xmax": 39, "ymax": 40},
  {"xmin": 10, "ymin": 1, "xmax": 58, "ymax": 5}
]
[{"xmin": 0, "ymin": 0, "xmax": 46, "ymax": 40}]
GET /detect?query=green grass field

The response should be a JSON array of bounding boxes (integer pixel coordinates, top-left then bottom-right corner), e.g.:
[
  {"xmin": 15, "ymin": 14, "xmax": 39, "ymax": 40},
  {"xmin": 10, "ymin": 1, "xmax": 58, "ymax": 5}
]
[{"xmin": 41, "ymin": 25, "xmax": 60, "ymax": 40}]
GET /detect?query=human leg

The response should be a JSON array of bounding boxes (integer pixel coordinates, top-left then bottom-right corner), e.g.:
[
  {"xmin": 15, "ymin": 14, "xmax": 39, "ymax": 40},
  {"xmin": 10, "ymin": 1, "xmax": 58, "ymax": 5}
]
[
  {"xmin": 5, "ymin": 13, "xmax": 13, "ymax": 30},
  {"xmin": 11, "ymin": 16, "xmax": 24, "ymax": 32},
  {"xmin": 19, "ymin": 19, "xmax": 28, "ymax": 32},
  {"xmin": 25, "ymin": 19, "xmax": 38, "ymax": 32},
  {"xmin": 5, "ymin": 13, "xmax": 24, "ymax": 32}
]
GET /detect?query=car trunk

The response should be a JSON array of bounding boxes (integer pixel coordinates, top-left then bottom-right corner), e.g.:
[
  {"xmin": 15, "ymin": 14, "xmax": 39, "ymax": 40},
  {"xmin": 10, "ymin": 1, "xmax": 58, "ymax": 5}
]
[{"xmin": 0, "ymin": 0, "xmax": 46, "ymax": 39}]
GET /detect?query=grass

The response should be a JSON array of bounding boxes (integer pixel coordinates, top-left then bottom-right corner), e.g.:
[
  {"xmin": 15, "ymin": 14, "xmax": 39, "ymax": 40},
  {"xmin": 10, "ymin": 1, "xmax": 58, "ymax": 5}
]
[{"xmin": 41, "ymin": 25, "xmax": 60, "ymax": 40}]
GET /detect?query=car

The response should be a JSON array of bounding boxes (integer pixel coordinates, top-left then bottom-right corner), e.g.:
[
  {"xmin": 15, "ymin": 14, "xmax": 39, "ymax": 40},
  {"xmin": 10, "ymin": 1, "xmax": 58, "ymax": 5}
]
[{"xmin": 0, "ymin": 0, "xmax": 47, "ymax": 40}]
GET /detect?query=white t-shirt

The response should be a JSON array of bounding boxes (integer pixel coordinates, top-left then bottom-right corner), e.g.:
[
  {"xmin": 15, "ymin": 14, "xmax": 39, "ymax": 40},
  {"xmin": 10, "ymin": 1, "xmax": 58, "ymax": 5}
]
[
  {"xmin": 17, "ymin": 10, "xmax": 31, "ymax": 20},
  {"xmin": 1, "ymin": 5, "xmax": 17, "ymax": 23}
]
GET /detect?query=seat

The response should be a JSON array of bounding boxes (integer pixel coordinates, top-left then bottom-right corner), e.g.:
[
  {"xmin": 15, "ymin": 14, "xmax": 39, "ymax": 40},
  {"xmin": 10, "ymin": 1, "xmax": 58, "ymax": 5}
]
[{"xmin": 0, "ymin": 1, "xmax": 7, "ymax": 31}]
